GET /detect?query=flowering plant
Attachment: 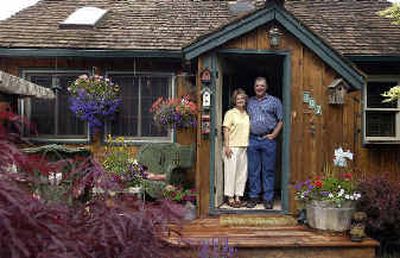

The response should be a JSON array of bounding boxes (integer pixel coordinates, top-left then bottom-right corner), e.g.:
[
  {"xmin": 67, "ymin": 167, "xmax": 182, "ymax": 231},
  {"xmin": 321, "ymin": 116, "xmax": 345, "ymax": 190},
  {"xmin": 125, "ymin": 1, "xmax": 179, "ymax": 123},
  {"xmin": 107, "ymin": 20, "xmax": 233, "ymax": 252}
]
[
  {"xmin": 295, "ymin": 148, "xmax": 361, "ymax": 208},
  {"xmin": 381, "ymin": 85, "xmax": 400, "ymax": 103},
  {"xmin": 150, "ymin": 95, "xmax": 197, "ymax": 129},
  {"xmin": 68, "ymin": 74, "xmax": 121, "ymax": 131},
  {"xmin": 163, "ymin": 185, "xmax": 197, "ymax": 205},
  {"xmin": 102, "ymin": 135, "xmax": 148, "ymax": 187}
]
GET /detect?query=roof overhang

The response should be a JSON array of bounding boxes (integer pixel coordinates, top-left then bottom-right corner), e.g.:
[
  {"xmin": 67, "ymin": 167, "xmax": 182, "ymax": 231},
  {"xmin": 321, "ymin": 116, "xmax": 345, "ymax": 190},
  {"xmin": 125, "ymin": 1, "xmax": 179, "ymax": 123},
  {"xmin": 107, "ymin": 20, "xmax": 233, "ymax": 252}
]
[
  {"xmin": 183, "ymin": 4, "xmax": 365, "ymax": 90},
  {"xmin": 0, "ymin": 48, "xmax": 182, "ymax": 59},
  {"xmin": 346, "ymin": 55, "xmax": 400, "ymax": 63},
  {"xmin": 0, "ymin": 70, "xmax": 55, "ymax": 99}
]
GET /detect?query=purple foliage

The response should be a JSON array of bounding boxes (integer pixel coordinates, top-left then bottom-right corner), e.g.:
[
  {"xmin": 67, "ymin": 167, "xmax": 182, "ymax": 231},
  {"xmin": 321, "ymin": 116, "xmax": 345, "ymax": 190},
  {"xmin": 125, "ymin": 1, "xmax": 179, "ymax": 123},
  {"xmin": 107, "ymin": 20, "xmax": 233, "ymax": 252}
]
[{"xmin": 357, "ymin": 174, "xmax": 400, "ymax": 240}]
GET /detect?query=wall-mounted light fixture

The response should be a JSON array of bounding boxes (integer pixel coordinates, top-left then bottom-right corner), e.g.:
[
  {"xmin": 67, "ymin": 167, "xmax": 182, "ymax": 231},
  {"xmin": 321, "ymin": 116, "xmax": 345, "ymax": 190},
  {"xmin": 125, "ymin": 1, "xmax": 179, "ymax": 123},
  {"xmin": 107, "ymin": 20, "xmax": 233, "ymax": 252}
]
[{"xmin": 268, "ymin": 26, "xmax": 282, "ymax": 48}]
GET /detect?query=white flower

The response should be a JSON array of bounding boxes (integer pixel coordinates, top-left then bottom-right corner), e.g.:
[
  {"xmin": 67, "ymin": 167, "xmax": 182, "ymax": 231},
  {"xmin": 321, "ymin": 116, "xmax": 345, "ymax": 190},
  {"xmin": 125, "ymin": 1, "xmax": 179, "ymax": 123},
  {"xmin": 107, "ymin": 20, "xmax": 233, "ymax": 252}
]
[
  {"xmin": 350, "ymin": 196, "xmax": 355, "ymax": 200},
  {"xmin": 345, "ymin": 194, "xmax": 350, "ymax": 199},
  {"xmin": 328, "ymin": 193, "xmax": 334, "ymax": 198},
  {"xmin": 338, "ymin": 189, "xmax": 345, "ymax": 197}
]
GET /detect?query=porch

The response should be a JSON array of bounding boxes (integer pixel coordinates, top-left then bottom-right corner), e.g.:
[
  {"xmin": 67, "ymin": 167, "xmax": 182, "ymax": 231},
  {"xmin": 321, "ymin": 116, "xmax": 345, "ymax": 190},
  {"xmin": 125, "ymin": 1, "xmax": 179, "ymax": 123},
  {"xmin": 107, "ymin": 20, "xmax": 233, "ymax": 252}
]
[{"xmin": 165, "ymin": 215, "xmax": 378, "ymax": 258}]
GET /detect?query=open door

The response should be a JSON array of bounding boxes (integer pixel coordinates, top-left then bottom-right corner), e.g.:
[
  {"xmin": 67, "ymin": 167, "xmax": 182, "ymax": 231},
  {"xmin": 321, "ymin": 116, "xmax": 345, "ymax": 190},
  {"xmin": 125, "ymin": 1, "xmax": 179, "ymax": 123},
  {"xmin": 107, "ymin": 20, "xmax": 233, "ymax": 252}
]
[{"xmin": 213, "ymin": 52, "xmax": 286, "ymax": 211}]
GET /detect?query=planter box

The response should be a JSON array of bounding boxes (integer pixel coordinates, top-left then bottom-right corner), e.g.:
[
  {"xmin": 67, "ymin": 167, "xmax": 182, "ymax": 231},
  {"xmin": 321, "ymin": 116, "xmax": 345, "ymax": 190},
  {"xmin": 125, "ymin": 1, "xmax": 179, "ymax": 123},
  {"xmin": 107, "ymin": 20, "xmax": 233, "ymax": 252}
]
[{"xmin": 306, "ymin": 201, "xmax": 355, "ymax": 232}]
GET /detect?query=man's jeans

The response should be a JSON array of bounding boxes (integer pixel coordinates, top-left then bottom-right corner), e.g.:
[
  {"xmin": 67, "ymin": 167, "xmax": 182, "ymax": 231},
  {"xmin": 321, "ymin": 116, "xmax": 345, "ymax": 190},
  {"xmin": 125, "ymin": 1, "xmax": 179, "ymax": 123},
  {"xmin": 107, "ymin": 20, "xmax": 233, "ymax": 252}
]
[{"xmin": 247, "ymin": 135, "xmax": 277, "ymax": 202}]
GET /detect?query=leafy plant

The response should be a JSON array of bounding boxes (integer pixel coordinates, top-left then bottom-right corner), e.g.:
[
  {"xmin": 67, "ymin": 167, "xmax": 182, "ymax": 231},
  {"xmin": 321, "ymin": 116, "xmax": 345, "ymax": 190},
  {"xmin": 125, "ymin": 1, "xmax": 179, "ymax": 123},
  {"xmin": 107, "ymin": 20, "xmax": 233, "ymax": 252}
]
[
  {"xmin": 382, "ymin": 85, "xmax": 400, "ymax": 103},
  {"xmin": 357, "ymin": 174, "xmax": 400, "ymax": 246},
  {"xmin": 295, "ymin": 148, "xmax": 361, "ymax": 207},
  {"xmin": 102, "ymin": 135, "xmax": 147, "ymax": 188},
  {"xmin": 150, "ymin": 95, "xmax": 197, "ymax": 129},
  {"xmin": 378, "ymin": 3, "xmax": 400, "ymax": 25},
  {"xmin": 68, "ymin": 74, "xmax": 121, "ymax": 131},
  {"xmin": 163, "ymin": 185, "xmax": 197, "ymax": 205}
]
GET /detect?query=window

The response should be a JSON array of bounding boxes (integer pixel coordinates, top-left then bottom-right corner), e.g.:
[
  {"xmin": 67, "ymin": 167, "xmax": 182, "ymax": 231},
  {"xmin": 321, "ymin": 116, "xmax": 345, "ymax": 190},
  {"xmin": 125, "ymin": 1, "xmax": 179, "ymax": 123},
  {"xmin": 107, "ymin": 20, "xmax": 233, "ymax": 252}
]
[
  {"xmin": 22, "ymin": 71, "xmax": 89, "ymax": 141},
  {"xmin": 107, "ymin": 73, "xmax": 173, "ymax": 141},
  {"xmin": 60, "ymin": 7, "xmax": 108, "ymax": 29},
  {"xmin": 364, "ymin": 77, "xmax": 400, "ymax": 143}
]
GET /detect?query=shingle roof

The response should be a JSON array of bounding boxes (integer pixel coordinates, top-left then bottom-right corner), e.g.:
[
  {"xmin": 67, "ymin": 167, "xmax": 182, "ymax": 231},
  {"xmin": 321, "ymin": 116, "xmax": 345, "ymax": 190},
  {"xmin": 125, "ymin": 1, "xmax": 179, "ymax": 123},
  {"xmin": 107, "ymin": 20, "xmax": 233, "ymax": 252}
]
[
  {"xmin": 0, "ymin": 0, "xmax": 398, "ymax": 56},
  {"xmin": 285, "ymin": 0, "xmax": 399, "ymax": 56}
]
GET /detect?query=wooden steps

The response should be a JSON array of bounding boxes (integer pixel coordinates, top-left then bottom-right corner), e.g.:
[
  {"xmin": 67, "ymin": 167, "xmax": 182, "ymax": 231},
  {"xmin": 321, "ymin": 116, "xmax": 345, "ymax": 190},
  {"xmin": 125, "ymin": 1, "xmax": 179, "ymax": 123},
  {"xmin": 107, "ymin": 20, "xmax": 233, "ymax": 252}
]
[{"xmin": 164, "ymin": 215, "xmax": 379, "ymax": 258}]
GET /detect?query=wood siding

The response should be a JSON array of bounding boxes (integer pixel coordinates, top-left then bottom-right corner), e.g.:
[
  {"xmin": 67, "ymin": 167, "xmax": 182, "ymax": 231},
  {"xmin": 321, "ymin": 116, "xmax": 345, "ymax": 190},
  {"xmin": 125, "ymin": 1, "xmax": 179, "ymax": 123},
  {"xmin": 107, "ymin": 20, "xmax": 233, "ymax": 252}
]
[
  {"xmin": 0, "ymin": 57, "xmax": 197, "ymax": 183},
  {"xmin": 198, "ymin": 24, "xmax": 400, "ymax": 214}
]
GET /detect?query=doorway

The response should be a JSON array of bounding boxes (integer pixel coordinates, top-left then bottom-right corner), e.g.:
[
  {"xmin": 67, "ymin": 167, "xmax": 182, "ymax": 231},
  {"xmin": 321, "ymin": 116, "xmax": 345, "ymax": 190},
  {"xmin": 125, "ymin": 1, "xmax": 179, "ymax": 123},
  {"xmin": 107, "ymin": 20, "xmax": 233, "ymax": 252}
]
[{"xmin": 212, "ymin": 51, "xmax": 289, "ymax": 213}]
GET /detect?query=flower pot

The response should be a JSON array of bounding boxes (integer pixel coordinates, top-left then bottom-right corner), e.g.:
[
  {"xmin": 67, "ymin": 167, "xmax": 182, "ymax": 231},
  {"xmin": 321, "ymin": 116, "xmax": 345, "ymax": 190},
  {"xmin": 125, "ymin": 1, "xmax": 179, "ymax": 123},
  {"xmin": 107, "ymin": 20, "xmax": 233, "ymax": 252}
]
[
  {"xmin": 306, "ymin": 201, "xmax": 355, "ymax": 232},
  {"xmin": 183, "ymin": 201, "xmax": 197, "ymax": 221}
]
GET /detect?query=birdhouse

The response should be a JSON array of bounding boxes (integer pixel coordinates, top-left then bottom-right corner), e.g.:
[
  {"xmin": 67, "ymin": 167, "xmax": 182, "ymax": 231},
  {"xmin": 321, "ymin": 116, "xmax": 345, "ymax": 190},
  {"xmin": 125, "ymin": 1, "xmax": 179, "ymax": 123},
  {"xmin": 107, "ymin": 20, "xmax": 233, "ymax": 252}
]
[{"xmin": 327, "ymin": 78, "xmax": 349, "ymax": 104}]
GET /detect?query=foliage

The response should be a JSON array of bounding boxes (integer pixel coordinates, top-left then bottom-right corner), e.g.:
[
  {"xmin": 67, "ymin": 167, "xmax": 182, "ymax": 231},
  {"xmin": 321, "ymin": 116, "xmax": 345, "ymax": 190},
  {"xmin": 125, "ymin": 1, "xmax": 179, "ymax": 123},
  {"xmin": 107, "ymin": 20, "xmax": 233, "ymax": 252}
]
[
  {"xmin": 150, "ymin": 95, "xmax": 197, "ymax": 129},
  {"xmin": 295, "ymin": 148, "xmax": 361, "ymax": 208},
  {"xmin": 197, "ymin": 239, "xmax": 237, "ymax": 258},
  {"xmin": 378, "ymin": 3, "xmax": 400, "ymax": 25},
  {"xmin": 357, "ymin": 174, "xmax": 400, "ymax": 241},
  {"xmin": 0, "ymin": 173, "xmax": 192, "ymax": 258},
  {"xmin": 163, "ymin": 185, "xmax": 197, "ymax": 205},
  {"xmin": 0, "ymin": 111, "xmax": 238, "ymax": 258},
  {"xmin": 68, "ymin": 74, "xmax": 121, "ymax": 131},
  {"xmin": 382, "ymin": 85, "xmax": 400, "ymax": 103},
  {"xmin": 102, "ymin": 135, "xmax": 147, "ymax": 187}
]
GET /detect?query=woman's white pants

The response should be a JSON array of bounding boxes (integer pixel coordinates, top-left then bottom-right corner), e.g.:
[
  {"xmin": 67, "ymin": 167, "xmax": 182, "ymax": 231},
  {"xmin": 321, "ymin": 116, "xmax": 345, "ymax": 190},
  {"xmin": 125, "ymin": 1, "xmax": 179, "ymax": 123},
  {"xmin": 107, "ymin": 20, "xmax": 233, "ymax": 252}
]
[{"xmin": 223, "ymin": 147, "xmax": 247, "ymax": 197}]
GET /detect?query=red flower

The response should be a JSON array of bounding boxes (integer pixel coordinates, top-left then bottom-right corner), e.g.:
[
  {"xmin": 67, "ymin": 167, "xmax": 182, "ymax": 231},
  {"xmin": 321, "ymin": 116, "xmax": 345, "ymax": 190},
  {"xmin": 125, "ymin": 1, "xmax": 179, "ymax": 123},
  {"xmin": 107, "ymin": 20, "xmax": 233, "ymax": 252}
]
[
  {"xmin": 343, "ymin": 173, "xmax": 353, "ymax": 180},
  {"xmin": 314, "ymin": 180, "xmax": 323, "ymax": 188}
]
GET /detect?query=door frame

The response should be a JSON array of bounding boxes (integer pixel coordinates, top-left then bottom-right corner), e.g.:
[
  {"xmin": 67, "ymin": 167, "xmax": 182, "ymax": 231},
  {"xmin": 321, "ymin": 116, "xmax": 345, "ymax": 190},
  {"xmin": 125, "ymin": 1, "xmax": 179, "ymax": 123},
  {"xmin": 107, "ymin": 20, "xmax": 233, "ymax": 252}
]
[{"xmin": 208, "ymin": 49, "xmax": 292, "ymax": 214}]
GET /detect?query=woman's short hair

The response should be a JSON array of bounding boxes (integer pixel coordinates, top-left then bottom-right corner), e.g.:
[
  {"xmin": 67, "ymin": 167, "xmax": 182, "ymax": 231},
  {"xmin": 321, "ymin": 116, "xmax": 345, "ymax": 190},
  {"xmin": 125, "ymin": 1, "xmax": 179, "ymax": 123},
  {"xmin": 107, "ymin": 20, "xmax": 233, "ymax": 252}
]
[{"xmin": 231, "ymin": 88, "xmax": 248, "ymax": 105}]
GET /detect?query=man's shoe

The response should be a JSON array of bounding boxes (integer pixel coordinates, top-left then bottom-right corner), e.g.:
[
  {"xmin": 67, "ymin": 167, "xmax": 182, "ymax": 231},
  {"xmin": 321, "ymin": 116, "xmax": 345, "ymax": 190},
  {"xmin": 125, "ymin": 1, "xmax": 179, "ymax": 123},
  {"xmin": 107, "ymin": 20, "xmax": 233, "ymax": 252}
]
[
  {"xmin": 264, "ymin": 201, "xmax": 273, "ymax": 209},
  {"xmin": 246, "ymin": 199, "xmax": 257, "ymax": 208}
]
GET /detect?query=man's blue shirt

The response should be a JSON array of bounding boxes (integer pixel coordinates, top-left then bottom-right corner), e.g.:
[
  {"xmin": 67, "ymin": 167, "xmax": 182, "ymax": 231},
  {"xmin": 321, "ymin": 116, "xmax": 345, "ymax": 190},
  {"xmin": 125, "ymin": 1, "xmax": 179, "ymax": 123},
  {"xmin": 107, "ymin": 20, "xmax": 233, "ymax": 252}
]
[{"xmin": 247, "ymin": 94, "xmax": 283, "ymax": 135}]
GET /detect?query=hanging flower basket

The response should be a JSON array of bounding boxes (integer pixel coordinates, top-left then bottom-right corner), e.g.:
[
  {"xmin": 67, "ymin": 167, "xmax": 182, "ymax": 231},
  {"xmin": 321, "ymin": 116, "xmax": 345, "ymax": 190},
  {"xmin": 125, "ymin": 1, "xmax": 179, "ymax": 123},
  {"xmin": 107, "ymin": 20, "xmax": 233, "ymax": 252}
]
[
  {"xmin": 68, "ymin": 74, "xmax": 121, "ymax": 132},
  {"xmin": 150, "ymin": 95, "xmax": 197, "ymax": 130}
]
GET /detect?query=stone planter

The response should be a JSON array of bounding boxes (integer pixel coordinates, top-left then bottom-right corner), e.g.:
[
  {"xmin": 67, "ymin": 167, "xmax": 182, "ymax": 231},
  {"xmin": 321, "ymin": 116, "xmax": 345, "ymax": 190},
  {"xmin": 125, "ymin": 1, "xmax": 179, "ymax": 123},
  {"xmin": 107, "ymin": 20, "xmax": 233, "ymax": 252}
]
[{"xmin": 306, "ymin": 200, "xmax": 355, "ymax": 232}]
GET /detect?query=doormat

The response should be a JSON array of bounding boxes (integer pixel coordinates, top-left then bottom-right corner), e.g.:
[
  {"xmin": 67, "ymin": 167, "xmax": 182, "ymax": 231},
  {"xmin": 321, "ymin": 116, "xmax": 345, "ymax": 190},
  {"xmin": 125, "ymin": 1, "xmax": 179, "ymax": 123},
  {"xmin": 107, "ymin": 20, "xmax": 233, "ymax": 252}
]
[{"xmin": 220, "ymin": 215, "xmax": 298, "ymax": 227}]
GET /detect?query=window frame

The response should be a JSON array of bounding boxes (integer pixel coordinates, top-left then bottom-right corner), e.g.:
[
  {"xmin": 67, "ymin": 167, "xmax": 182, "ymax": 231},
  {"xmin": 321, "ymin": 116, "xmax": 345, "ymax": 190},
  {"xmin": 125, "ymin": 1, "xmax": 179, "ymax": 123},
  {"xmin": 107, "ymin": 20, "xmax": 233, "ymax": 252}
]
[
  {"xmin": 363, "ymin": 75, "xmax": 400, "ymax": 144},
  {"xmin": 105, "ymin": 71, "xmax": 175, "ymax": 144},
  {"xmin": 20, "ymin": 69, "xmax": 90, "ymax": 143}
]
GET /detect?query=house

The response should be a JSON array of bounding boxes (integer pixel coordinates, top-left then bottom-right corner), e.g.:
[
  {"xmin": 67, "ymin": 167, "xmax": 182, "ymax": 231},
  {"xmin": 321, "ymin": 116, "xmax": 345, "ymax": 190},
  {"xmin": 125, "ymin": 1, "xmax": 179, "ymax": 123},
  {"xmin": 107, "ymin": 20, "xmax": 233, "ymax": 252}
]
[{"xmin": 0, "ymin": 0, "xmax": 399, "ymax": 228}]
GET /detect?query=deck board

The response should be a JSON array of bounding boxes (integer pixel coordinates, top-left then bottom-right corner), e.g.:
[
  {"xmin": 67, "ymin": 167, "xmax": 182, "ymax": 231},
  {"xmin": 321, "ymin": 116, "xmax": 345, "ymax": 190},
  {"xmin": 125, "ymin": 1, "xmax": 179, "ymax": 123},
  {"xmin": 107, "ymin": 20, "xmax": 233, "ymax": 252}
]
[{"xmin": 164, "ymin": 216, "xmax": 378, "ymax": 249}]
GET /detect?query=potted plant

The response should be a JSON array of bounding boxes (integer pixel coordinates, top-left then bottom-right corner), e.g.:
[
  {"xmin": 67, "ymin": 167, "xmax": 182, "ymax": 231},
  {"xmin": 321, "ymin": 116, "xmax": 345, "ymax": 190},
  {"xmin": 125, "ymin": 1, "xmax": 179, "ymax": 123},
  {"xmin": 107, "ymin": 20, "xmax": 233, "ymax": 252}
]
[
  {"xmin": 150, "ymin": 95, "xmax": 197, "ymax": 130},
  {"xmin": 163, "ymin": 185, "xmax": 197, "ymax": 220},
  {"xmin": 102, "ymin": 135, "xmax": 148, "ymax": 195},
  {"xmin": 68, "ymin": 74, "xmax": 121, "ymax": 134},
  {"xmin": 295, "ymin": 148, "xmax": 361, "ymax": 231}
]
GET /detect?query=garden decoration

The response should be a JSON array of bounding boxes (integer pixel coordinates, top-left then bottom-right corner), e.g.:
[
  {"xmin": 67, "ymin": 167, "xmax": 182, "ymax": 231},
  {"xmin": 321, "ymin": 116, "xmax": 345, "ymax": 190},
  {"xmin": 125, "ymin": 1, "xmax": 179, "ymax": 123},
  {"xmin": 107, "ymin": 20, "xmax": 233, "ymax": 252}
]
[
  {"xmin": 350, "ymin": 212, "xmax": 367, "ymax": 242},
  {"xmin": 295, "ymin": 148, "xmax": 361, "ymax": 231},
  {"xmin": 68, "ymin": 74, "xmax": 121, "ymax": 132},
  {"xmin": 150, "ymin": 95, "xmax": 197, "ymax": 130}
]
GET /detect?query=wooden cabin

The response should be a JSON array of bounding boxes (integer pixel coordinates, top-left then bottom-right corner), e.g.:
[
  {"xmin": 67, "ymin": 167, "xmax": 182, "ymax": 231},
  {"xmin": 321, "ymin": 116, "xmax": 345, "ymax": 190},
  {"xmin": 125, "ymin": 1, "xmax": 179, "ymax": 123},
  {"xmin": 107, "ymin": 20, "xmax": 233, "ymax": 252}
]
[{"xmin": 0, "ymin": 1, "xmax": 399, "ymax": 256}]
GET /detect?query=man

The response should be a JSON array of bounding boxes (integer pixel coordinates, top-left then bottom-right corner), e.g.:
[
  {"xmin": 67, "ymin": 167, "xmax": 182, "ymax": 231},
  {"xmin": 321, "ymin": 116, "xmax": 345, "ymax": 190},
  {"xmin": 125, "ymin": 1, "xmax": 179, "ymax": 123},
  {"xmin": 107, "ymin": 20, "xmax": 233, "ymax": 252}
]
[{"xmin": 246, "ymin": 76, "xmax": 283, "ymax": 209}]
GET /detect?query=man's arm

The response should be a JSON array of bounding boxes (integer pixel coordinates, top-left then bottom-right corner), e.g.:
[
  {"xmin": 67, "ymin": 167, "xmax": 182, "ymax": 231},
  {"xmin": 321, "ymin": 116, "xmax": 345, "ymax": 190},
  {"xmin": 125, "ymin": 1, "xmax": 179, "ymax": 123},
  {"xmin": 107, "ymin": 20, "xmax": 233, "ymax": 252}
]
[{"xmin": 266, "ymin": 120, "xmax": 283, "ymax": 140}]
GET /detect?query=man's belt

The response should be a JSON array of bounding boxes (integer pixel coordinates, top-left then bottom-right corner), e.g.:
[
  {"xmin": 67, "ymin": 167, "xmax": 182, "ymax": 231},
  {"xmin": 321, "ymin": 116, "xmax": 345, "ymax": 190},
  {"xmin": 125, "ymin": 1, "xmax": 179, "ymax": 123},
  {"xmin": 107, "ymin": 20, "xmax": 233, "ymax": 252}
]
[{"xmin": 250, "ymin": 130, "xmax": 273, "ymax": 138}]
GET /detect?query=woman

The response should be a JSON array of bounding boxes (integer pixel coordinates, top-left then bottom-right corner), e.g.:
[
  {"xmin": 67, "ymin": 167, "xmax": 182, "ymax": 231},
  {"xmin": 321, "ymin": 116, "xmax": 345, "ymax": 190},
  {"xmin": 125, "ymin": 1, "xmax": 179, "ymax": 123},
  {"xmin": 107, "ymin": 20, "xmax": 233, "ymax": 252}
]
[{"xmin": 222, "ymin": 88, "xmax": 250, "ymax": 208}]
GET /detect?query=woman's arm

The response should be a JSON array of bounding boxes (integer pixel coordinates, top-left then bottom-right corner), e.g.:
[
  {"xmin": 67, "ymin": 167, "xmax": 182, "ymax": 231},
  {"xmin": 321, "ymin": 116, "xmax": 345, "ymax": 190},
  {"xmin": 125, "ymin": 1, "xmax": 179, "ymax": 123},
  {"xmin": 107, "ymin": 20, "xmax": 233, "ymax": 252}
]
[{"xmin": 223, "ymin": 127, "xmax": 232, "ymax": 158}]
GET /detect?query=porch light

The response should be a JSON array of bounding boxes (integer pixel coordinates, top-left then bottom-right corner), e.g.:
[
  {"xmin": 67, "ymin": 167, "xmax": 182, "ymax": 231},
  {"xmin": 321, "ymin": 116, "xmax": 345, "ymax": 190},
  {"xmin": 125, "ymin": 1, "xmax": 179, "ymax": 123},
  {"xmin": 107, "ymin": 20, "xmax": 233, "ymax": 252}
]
[{"xmin": 268, "ymin": 26, "xmax": 282, "ymax": 48}]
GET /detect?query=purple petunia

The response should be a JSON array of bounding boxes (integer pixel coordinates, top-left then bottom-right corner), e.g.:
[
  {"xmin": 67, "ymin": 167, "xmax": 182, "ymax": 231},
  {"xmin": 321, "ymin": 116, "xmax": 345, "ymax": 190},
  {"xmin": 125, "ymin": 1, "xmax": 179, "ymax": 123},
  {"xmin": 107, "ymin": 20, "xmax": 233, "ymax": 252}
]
[{"xmin": 69, "ymin": 75, "xmax": 121, "ymax": 132}]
